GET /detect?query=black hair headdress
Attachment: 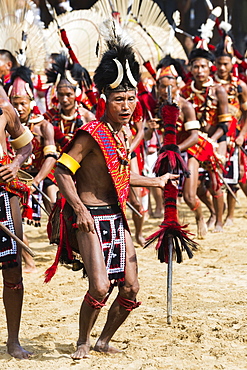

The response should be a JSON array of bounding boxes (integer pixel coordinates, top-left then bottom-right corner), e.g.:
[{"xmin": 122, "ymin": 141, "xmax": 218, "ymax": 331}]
[
  {"xmin": 46, "ymin": 52, "xmax": 92, "ymax": 90},
  {"xmin": 94, "ymin": 20, "xmax": 140, "ymax": 95},
  {"xmin": 189, "ymin": 48, "xmax": 215, "ymax": 64}
]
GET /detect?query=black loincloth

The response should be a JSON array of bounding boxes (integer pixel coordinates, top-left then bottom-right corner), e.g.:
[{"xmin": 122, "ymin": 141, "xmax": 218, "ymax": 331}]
[{"xmin": 86, "ymin": 204, "xmax": 126, "ymax": 283}]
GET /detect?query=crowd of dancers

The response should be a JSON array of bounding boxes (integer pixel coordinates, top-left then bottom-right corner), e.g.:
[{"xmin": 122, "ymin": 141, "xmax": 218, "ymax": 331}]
[{"xmin": 0, "ymin": 0, "xmax": 247, "ymax": 360}]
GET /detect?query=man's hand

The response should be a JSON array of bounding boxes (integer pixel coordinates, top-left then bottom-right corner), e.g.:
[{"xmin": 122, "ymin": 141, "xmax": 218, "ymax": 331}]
[
  {"xmin": 235, "ymin": 134, "xmax": 245, "ymax": 147},
  {"xmin": 0, "ymin": 162, "xmax": 19, "ymax": 182},
  {"xmin": 147, "ymin": 118, "xmax": 161, "ymax": 130},
  {"xmin": 158, "ymin": 173, "xmax": 179, "ymax": 188},
  {"xmin": 75, "ymin": 207, "xmax": 95, "ymax": 233}
]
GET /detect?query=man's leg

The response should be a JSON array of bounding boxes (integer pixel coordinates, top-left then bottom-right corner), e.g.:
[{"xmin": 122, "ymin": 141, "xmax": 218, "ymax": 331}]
[
  {"xmin": 3, "ymin": 196, "xmax": 32, "ymax": 359},
  {"xmin": 94, "ymin": 230, "xmax": 140, "ymax": 353},
  {"xmin": 22, "ymin": 234, "xmax": 37, "ymax": 273},
  {"xmin": 183, "ymin": 157, "xmax": 207, "ymax": 239},
  {"xmin": 43, "ymin": 183, "xmax": 59, "ymax": 214},
  {"xmin": 197, "ymin": 173, "xmax": 216, "ymax": 230},
  {"xmin": 71, "ymin": 231, "xmax": 110, "ymax": 359},
  {"xmin": 151, "ymin": 187, "xmax": 164, "ymax": 218},
  {"xmin": 129, "ymin": 187, "xmax": 145, "ymax": 247},
  {"xmin": 209, "ymin": 172, "xmax": 224, "ymax": 232},
  {"xmin": 224, "ymin": 189, "xmax": 237, "ymax": 226}
]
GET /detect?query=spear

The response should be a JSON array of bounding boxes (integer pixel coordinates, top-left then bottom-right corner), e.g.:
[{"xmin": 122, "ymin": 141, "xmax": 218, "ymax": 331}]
[
  {"xmin": 0, "ymin": 222, "xmax": 36, "ymax": 257},
  {"xmin": 145, "ymin": 85, "xmax": 197, "ymax": 324}
]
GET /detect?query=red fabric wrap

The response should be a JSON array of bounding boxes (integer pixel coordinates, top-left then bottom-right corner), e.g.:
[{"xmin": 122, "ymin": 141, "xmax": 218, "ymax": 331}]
[
  {"xmin": 45, "ymin": 196, "xmax": 74, "ymax": 283},
  {"xmin": 146, "ymin": 103, "xmax": 197, "ymax": 263},
  {"xmin": 84, "ymin": 291, "xmax": 106, "ymax": 309},
  {"xmin": 162, "ymin": 104, "xmax": 179, "ymax": 146},
  {"xmin": 116, "ymin": 294, "xmax": 141, "ymax": 311},
  {"xmin": 154, "ymin": 104, "xmax": 189, "ymax": 176},
  {"xmin": 0, "ymin": 154, "xmax": 31, "ymax": 216},
  {"xmin": 187, "ymin": 134, "xmax": 226, "ymax": 190}
]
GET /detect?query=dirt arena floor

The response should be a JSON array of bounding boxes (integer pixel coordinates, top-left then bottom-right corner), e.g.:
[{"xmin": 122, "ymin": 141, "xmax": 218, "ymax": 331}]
[{"xmin": 0, "ymin": 190, "xmax": 247, "ymax": 369}]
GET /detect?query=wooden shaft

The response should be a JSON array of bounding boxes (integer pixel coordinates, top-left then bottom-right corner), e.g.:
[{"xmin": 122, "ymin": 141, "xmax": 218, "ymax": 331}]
[
  {"xmin": 0, "ymin": 222, "xmax": 36, "ymax": 257},
  {"xmin": 167, "ymin": 236, "xmax": 173, "ymax": 325}
]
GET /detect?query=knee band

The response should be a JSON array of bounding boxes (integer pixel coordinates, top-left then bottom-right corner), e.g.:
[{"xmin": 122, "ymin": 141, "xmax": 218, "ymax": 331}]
[
  {"xmin": 213, "ymin": 193, "xmax": 223, "ymax": 199},
  {"xmin": 116, "ymin": 294, "xmax": 141, "ymax": 311},
  {"xmin": 84, "ymin": 291, "xmax": 106, "ymax": 309},
  {"xmin": 191, "ymin": 198, "xmax": 200, "ymax": 212},
  {"xmin": 3, "ymin": 278, "xmax": 23, "ymax": 290}
]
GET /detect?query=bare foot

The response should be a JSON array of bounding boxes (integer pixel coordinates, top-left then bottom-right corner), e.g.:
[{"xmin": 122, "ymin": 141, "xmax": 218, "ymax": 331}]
[
  {"xmin": 71, "ymin": 343, "xmax": 90, "ymax": 359},
  {"xmin": 196, "ymin": 218, "xmax": 207, "ymax": 239},
  {"xmin": 7, "ymin": 342, "xmax": 32, "ymax": 359},
  {"xmin": 152, "ymin": 209, "xmax": 164, "ymax": 219},
  {"xmin": 94, "ymin": 341, "xmax": 122, "ymax": 354},
  {"xmin": 212, "ymin": 223, "xmax": 224, "ymax": 233},
  {"xmin": 206, "ymin": 214, "xmax": 216, "ymax": 231},
  {"xmin": 224, "ymin": 218, "xmax": 234, "ymax": 227},
  {"xmin": 135, "ymin": 234, "xmax": 146, "ymax": 247},
  {"xmin": 23, "ymin": 265, "xmax": 38, "ymax": 273}
]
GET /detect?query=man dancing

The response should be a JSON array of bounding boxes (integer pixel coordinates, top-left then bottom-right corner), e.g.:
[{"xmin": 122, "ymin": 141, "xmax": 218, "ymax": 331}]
[
  {"xmin": 48, "ymin": 30, "xmax": 178, "ymax": 359},
  {"xmin": 214, "ymin": 35, "xmax": 247, "ymax": 225},
  {"xmin": 181, "ymin": 48, "xmax": 230, "ymax": 233},
  {"xmin": 0, "ymin": 81, "xmax": 33, "ymax": 358}
]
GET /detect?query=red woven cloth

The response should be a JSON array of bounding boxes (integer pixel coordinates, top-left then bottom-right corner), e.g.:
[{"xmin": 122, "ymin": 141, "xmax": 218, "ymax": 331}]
[{"xmin": 145, "ymin": 102, "xmax": 197, "ymax": 262}]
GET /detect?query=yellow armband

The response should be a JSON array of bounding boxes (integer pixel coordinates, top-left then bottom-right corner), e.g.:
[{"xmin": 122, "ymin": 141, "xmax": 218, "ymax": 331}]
[
  {"xmin": 57, "ymin": 153, "xmax": 81, "ymax": 175},
  {"xmin": 43, "ymin": 145, "xmax": 57, "ymax": 156},
  {"xmin": 218, "ymin": 113, "xmax": 232, "ymax": 122},
  {"xmin": 9, "ymin": 127, "xmax": 33, "ymax": 150},
  {"xmin": 184, "ymin": 120, "xmax": 200, "ymax": 131}
]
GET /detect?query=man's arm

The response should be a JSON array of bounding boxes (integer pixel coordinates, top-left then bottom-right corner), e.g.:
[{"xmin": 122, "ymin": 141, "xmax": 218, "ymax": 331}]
[
  {"xmin": 0, "ymin": 100, "xmax": 32, "ymax": 182},
  {"xmin": 31, "ymin": 120, "xmax": 57, "ymax": 189},
  {"xmin": 130, "ymin": 171, "xmax": 179, "ymax": 188},
  {"xmin": 211, "ymin": 85, "xmax": 230, "ymax": 141},
  {"xmin": 79, "ymin": 106, "xmax": 95, "ymax": 124},
  {"xmin": 236, "ymin": 81, "xmax": 247, "ymax": 146},
  {"xmin": 55, "ymin": 131, "xmax": 95, "ymax": 233},
  {"xmin": 130, "ymin": 119, "xmax": 144, "ymax": 152},
  {"xmin": 178, "ymin": 99, "xmax": 199, "ymax": 152}
]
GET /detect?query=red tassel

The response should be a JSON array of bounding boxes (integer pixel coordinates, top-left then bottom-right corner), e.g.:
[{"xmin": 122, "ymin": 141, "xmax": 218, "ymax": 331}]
[
  {"xmin": 44, "ymin": 264, "xmax": 58, "ymax": 283},
  {"xmin": 95, "ymin": 94, "xmax": 106, "ymax": 120},
  {"xmin": 22, "ymin": 205, "xmax": 33, "ymax": 220},
  {"xmin": 143, "ymin": 60, "xmax": 157, "ymax": 80},
  {"xmin": 137, "ymin": 81, "xmax": 147, "ymax": 94},
  {"xmin": 210, "ymin": 65, "xmax": 217, "ymax": 74},
  {"xmin": 32, "ymin": 105, "xmax": 41, "ymax": 115},
  {"xmin": 60, "ymin": 28, "xmax": 79, "ymax": 64},
  {"xmin": 132, "ymin": 100, "xmax": 143, "ymax": 122},
  {"xmin": 86, "ymin": 89, "xmax": 98, "ymax": 106}
]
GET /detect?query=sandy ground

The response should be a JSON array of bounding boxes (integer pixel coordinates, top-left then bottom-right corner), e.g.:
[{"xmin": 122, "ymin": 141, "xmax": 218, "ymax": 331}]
[{"xmin": 0, "ymin": 191, "xmax": 247, "ymax": 370}]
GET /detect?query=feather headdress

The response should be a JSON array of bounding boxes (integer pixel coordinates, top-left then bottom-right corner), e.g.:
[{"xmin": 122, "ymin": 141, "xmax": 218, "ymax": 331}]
[
  {"xmin": 43, "ymin": 9, "xmax": 104, "ymax": 74},
  {"xmin": 188, "ymin": 6, "xmax": 221, "ymax": 64},
  {"xmin": 93, "ymin": 0, "xmax": 187, "ymax": 74},
  {"xmin": 0, "ymin": 0, "xmax": 46, "ymax": 74}
]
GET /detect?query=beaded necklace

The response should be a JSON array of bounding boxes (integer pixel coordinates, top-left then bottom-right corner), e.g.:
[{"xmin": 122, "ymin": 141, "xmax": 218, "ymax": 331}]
[{"xmin": 105, "ymin": 122, "xmax": 130, "ymax": 172}]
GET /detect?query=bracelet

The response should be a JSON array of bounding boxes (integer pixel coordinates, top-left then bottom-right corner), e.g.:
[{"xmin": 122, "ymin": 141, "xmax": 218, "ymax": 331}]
[{"xmin": 9, "ymin": 127, "xmax": 33, "ymax": 150}]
